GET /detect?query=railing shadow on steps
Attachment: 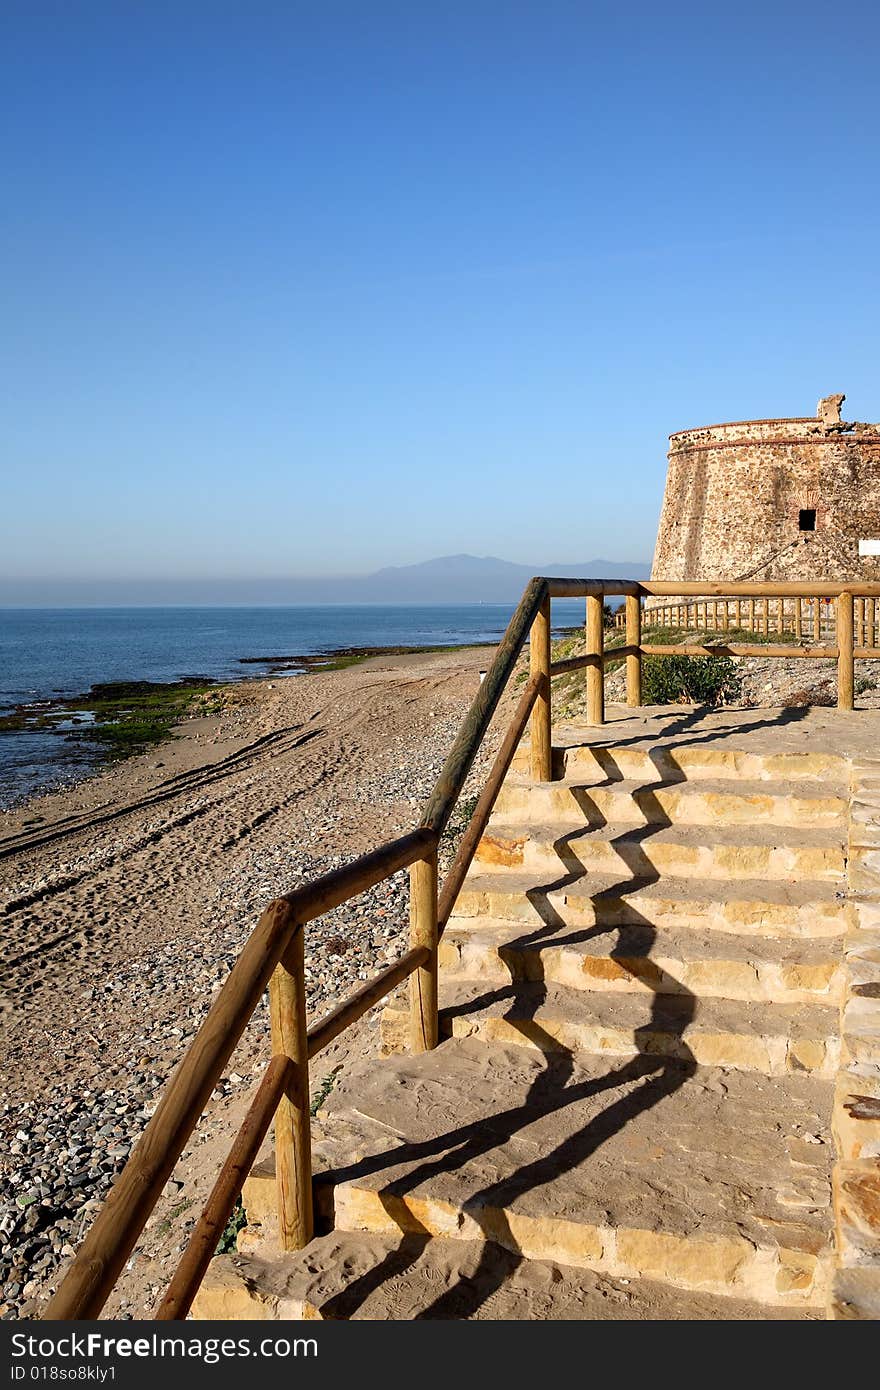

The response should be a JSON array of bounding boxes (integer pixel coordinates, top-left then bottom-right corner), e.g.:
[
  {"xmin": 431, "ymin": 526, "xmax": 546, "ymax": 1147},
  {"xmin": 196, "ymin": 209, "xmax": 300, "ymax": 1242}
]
[
  {"xmin": 44, "ymin": 576, "xmax": 880, "ymax": 1320},
  {"xmin": 316, "ymin": 767, "xmax": 700, "ymax": 1319}
]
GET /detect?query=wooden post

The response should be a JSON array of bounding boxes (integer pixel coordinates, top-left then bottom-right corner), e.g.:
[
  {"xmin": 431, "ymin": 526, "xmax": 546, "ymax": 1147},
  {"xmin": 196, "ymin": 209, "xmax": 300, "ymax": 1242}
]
[
  {"xmin": 269, "ymin": 926, "xmax": 313, "ymax": 1251},
  {"xmin": 749, "ymin": 598, "xmax": 755, "ymax": 632},
  {"xmin": 777, "ymin": 596, "xmax": 785, "ymax": 635},
  {"xmin": 586, "ymin": 593, "xmax": 605, "ymax": 726},
  {"xmin": 409, "ymin": 846, "xmax": 438, "ymax": 1052},
  {"xmin": 795, "ymin": 597, "xmax": 802, "ymax": 640},
  {"xmin": 626, "ymin": 593, "xmax": 641, "ymax": 707},
  {"xmin": 857, "ymin": 598, "xmax": 865, "ymax": 646},
  {"xmin": 869, "ymin": 599, "xmax": 876, "ymax": 649},
  {"xmin": 762, "ymin": 599, "xmax": 769, "ymax": 636},
  {"xmin": 838, "ymin": 592, "xmax": 854, "ymax": 711},
  {"xmin": 529, "ymin": 594, "xmax": 552, "ymax": 782}
]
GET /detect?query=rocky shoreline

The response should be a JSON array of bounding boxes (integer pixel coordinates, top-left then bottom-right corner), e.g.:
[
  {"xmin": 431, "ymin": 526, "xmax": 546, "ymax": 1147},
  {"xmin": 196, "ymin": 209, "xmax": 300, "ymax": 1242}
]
[{"xmin": 0, "ymin": 638, "xmax": 512, "ymax": 813}]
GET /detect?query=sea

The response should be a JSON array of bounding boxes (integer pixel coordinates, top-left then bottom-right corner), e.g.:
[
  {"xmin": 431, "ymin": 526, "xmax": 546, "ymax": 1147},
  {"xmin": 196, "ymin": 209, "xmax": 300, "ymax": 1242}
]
[{"xmin": 0, "ymin": 603, "xmax": 585, "ymax": 808}]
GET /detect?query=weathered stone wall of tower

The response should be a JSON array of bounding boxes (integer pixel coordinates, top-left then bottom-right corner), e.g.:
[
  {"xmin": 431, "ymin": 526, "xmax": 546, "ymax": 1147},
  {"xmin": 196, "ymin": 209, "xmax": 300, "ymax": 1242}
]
[{"xmin": 651, "ymin": 412, "xmax": 880, "ymax": 586}]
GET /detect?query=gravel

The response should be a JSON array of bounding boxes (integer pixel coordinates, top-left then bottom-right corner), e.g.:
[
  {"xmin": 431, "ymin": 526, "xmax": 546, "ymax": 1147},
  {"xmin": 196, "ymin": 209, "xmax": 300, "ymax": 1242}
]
[{"xmin": 0, "ymin": 686, "xmax": 496, "ymax": 1320}]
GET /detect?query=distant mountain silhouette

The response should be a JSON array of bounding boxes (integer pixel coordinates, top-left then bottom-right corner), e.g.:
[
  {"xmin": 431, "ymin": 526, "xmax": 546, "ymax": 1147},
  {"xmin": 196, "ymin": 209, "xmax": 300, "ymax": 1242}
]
[
  {"xmin": 355, "ymin": 554, "xmax": 651, "ymax": 602},
  {"xmin": 0, "ymin": 554, "xmax": 651, "ymax": 606}
]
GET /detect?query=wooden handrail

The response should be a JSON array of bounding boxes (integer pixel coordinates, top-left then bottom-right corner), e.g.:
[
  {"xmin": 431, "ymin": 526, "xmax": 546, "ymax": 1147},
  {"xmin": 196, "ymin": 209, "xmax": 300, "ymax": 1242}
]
[
  {"xmin": 546, "ymin": 578, "xmax": 880, "ymax": 598},
  {"xmin": 643, "ymin": 581, "xmax": 880, "ymax": 596},
  {"xmin": 43, "ymin": 897, "xmax": 299, "ymax": 1319},
  {"xmin": 44, "ymin": 829, "xmax": 433, "ymax": 1321},
  {"xmin": 306, "ymin": 945, "xmax": 431, "ymax": 1058},
  {"xmin": 279, "ymin": 827, "xmax": 436, "ymax": 922},
  {"xmin": 419, "ymin": 576, "xmax": 547, "ymax": 835},
  {"xmin": 547, "ymin": 578, "xmax": 642, "ymax": 597},
  {"xmin": 155, "ymin": 1056, "xmax": 291, "ymax": 1322},
  {"xmin": 46, "ymin": 570, "xmax": 880, "ymax": 1322},
  {"xmin": 640, "ymin": 643, "xmax": 840, "ymax": 659},
  {"xmin": 437, "ymin": 672, "xmax": 542, "ymax": 933}
]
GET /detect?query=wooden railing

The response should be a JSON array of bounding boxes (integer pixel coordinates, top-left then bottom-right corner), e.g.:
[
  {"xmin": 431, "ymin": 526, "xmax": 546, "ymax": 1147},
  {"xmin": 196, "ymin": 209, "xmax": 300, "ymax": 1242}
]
[
  {"xmin": 616, "ymin": 593, "xmax": 880, "ymax": 648},
  {"xmin": 45, "ymin": 576, "xmax": 880, "ymax": 1321}
]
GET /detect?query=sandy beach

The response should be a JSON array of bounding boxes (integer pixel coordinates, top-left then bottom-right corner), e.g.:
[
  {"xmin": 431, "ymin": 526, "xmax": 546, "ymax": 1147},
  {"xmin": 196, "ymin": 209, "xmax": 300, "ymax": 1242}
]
[{"xmin": 0, "ymin": 644, "xmax": 517, "ymax": 1317}]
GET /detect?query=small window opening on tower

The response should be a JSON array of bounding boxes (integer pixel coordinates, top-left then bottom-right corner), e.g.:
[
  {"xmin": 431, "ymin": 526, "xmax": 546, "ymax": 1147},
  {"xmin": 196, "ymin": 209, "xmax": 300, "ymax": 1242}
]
[{"xmin": 799, "ymin": 508, "xmax": 816, "ymax": 532}]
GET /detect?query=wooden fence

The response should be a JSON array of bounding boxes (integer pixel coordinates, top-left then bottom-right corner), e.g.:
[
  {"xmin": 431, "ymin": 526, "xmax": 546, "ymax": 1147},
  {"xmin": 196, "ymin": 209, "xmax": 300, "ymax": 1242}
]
[
  {"xmin": 45, "ymin": 577, "xmax": 880, "ymax": 1320},
  {"xmin": 616, "ymin": 594, "xmax": 880, "ymax": 647}
]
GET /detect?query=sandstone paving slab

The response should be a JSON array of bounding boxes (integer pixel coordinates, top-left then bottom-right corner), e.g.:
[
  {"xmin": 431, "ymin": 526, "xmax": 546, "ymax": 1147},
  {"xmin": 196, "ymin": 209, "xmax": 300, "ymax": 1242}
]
[
  {"xmin": 513, "ymin": 703, "xmax": 877, "ymax": 763},
  {"xmin": 245, "ymin": 1038, "xmax": 834, "ymax": 1305},
  {"xmin": 439, "ymin": 918, "xmax": 844, "ymax": 1006},
  {"xmin": 193, "ymin": 1232, "xmax": 820, "ymax": 1321},
  {"xmin": 475, "ymin": 819, "xmax": 847, "ymax": 883},
  {"xmin": 452, "ymin": 871, "xmax": 852, "ymax": 938},
  {"xmin": 493, "ymin": 776, "xmax": 848, "ymax": 831},
  {"xmin": 382, "ymin": 979, "xmax": 841, "ymax": 1077}
]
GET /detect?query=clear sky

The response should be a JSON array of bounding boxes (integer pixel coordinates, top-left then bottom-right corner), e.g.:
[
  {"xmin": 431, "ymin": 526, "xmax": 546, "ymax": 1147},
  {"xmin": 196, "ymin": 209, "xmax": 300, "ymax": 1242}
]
[{"xmin": 2, "ymin": 0, "xmax": 878, "ymax": 595}]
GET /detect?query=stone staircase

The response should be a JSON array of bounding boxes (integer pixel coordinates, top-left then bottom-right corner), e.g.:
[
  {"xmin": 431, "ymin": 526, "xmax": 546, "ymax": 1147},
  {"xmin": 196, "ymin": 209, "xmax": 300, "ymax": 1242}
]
[{"xmin": 193, "ymin": 722, "xmax": 879, "ymax": 1320}]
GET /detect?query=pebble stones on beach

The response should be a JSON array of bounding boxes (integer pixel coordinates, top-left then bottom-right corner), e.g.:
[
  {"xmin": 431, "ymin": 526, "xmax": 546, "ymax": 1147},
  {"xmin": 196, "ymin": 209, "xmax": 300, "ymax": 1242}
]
[{"xmin": 0, "ymin": 664, "xmax": 499, "ymax": 1319}]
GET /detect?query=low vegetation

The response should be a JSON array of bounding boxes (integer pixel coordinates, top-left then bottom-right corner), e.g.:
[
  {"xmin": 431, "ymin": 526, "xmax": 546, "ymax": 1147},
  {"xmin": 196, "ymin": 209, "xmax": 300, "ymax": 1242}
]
[
  {"xmin": 0, "ymin": 680, "xmax": 222, "ymax": 763},
  {"xmin": 548, "ymin": 619, "xmax": 760, "ymax": 716},
  {"xmin": 642, "ymin": 653, "xmax": 741, "ymax": 706}
]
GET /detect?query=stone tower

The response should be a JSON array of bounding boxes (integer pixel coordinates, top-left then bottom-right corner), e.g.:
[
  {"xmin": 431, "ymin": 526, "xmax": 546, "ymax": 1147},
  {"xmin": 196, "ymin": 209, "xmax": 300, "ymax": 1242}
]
[{"xmin": 650, "ymin": 395, "xmax": 880, "ymax": 586}]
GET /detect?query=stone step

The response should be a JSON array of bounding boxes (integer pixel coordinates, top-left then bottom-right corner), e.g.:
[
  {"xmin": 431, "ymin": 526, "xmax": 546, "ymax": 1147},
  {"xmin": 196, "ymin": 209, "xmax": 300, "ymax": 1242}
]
[
  {"xmin": 381, "ymin": 980, "xmax": 840, "ymax": 1076},
  {"xmin": 452, "ymin": 870, "xmax": 852, "ymax": 939},
  {"xmin": 512, "ymin": 741, "xmax": 848, "ymax": 785},
  {"xmin": 438, "ymin": 919, "xmax": 845, "ymax": 1007},
  {"xmin": 242, "ymin": 1039, "xmax": 835, "ymax": 1308},
  {"xmin": 192, "ymin": 1232, "xmax": 820, "ymax": 1320},
  {"xmin": 492, "ymin": 776, "xmax": 847, "ymax": 830},
  {"xmin": 474, "ymin": 820, "xmax": 847, "ymax": 883}
]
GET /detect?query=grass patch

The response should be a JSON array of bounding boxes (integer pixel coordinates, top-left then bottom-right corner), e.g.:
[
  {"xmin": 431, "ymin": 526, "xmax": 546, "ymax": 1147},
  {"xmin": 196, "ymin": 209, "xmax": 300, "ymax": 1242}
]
[
  {"xmin": 311, "ymin": 652, "xmax": 371, "ymax": 672},
  {"xmin": 153, "ymin": 1196, "xmax": 194, "ymax": 1242},
  {"xmin": 68, "ymin": 681, "xmax": 220, "ymax": 761}
]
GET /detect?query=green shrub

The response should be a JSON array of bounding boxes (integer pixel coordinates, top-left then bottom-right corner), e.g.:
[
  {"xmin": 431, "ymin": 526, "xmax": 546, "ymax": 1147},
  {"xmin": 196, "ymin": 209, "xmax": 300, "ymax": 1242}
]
[
  {"xmin": 855, "ymin": 676, "xmax": 877, "ymax": 695},
  {"xmin": 642, "ymin": 654, "xmax": 741, "ymax": 707},
  {"xmin": 216, "ymin": 1198, "xmax": 247, "ymax": 1254}
]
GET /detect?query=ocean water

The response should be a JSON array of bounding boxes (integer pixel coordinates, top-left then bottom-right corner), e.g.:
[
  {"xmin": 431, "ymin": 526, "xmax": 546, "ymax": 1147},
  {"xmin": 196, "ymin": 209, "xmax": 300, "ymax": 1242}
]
[{"xmin": 0, "ymin": 602, "xmax": 585, "ymax": 807}]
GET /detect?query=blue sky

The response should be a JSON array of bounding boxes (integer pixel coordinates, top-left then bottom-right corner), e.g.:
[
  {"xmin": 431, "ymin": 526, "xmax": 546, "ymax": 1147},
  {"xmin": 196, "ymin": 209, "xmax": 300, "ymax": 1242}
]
[{"xmin": 2, "ymin": 0, "xmax": 878, "ymax": 594}]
